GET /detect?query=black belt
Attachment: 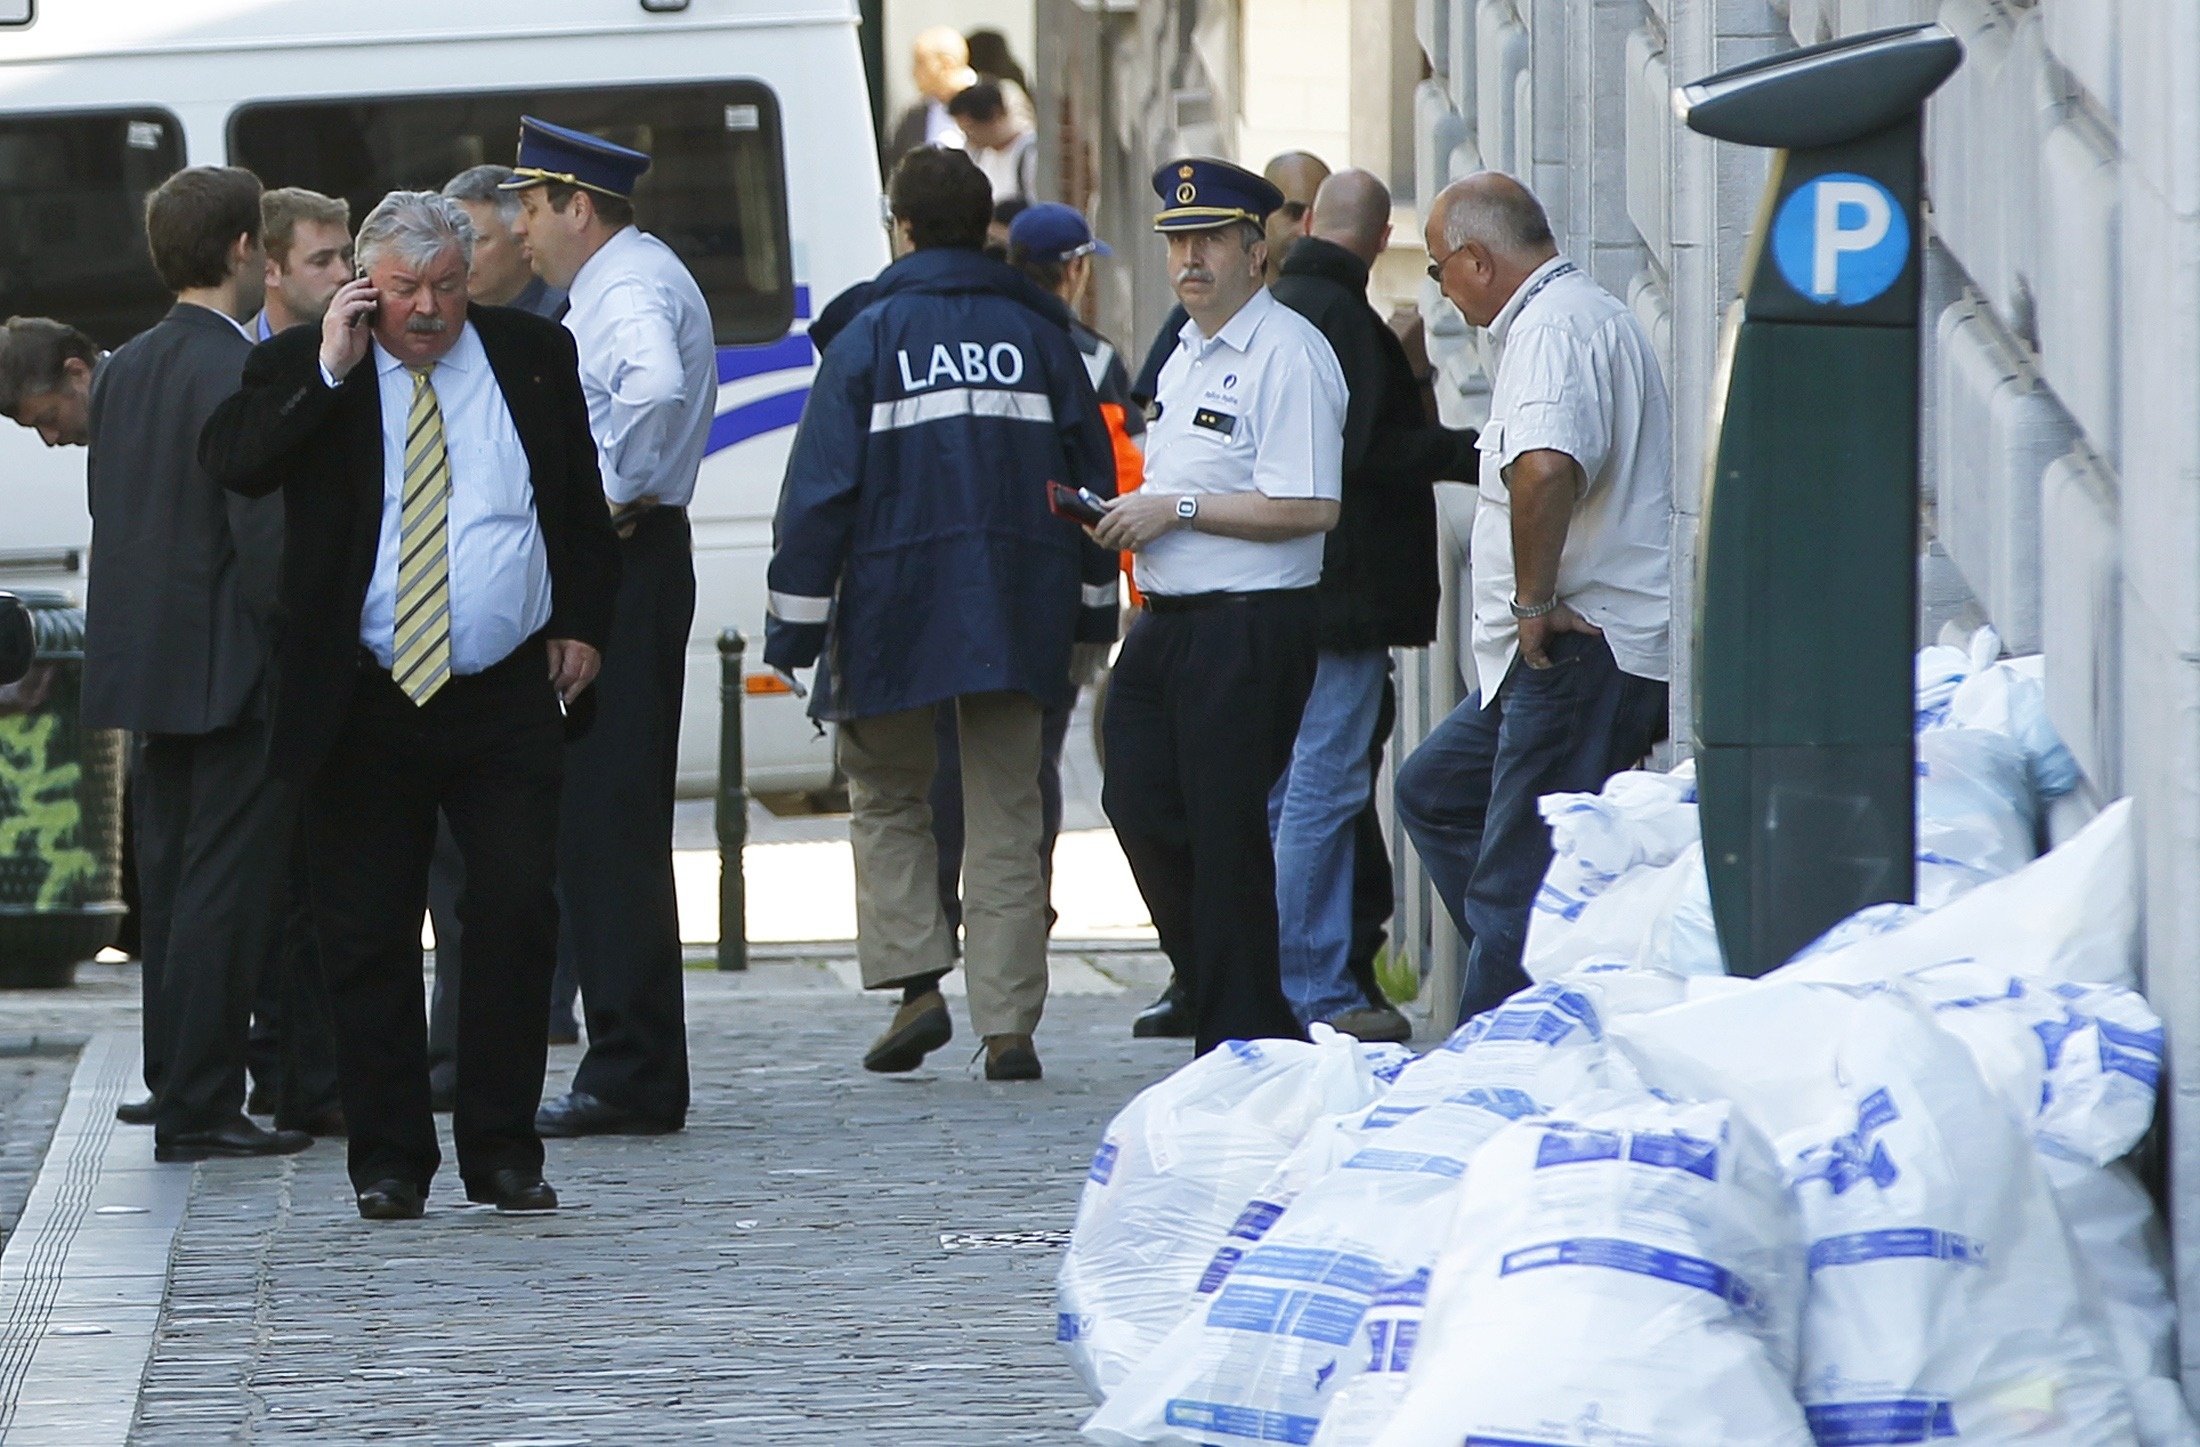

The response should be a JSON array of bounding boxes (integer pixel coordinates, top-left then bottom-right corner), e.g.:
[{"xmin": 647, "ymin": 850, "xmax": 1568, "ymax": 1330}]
[{"xmin": 1142, "ymin": 586, "xmax": 1317, "ymax": 614}]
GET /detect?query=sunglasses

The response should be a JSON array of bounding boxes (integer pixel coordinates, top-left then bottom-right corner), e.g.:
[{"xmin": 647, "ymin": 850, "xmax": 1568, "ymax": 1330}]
[{"xmin": 1426, "ymin": 242, "xmax": 1468, "ymax": 284}]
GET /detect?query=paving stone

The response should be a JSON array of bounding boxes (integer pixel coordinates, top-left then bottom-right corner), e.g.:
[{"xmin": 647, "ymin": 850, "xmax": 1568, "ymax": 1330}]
[{"xmin": 121, "ymin": 954, "xmax": 1191, "ymax": 1445}]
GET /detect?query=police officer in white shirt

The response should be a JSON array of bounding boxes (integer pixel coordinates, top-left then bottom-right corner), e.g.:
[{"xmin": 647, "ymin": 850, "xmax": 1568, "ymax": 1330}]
[
  {"xmin": 1095, "ymin": 158, "xmax": 1349, "ymax": 1054},
  {"xmin": 1395, "ymin": 173, "xmax": 1672, "ymax": 1025},
  {"xmin": 502, "ymin": 118, "xmax": 716, "ymax": 1136}
]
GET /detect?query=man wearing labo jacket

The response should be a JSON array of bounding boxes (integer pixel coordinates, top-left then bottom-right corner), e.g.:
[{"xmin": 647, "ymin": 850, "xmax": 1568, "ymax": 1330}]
[
  {"xmin": 1267, "ymin": 169, "xmax": 1482, "ymax": 1040},
  {"xmin": 765, "ymin": 147, "xmax": 1117, "ymax": 1084},
  {"xmin": 200, "ymin": 192, "xmax": 619, "ymax": 1222}
]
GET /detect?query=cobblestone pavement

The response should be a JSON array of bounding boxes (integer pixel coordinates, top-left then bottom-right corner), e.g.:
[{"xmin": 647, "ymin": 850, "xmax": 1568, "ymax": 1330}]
[
  {"xmin": 8, "ymin": 953, "xmax": 1205, "ymax": 1444},
  {"xmin": 0, "ymin": 1048, "xmax": 76, "ymax": 1251}
]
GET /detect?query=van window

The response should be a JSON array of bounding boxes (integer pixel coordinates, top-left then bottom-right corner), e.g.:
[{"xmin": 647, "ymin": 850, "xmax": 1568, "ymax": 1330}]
[
  {"xmin": 230, "ymin": 82, "xmax": 794, "ymax": 344},
  {"xmin": 0, "ymin": 110, "xmax": 184, "ymax": 348}
]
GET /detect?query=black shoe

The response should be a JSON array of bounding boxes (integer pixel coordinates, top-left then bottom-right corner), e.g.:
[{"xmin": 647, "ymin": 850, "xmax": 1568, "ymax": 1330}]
[
  {"xmin": 115, "ymin": 1097, "xmax": 156, "ymax": 1126},
  {"xmin": 155, "ymin": 1115, "xmax": 314, "ymax": 1163},
  {"xmin": 356, "ymin": 1178, "xmax": 425, "ymax": 1221},
  {"xmin": 465, "ymin": 1168, "xmax": 559, "ymax": 1213},
  {"xmin": 1132, "ymin": 981, "xmax": 1194, "ymax": 1039},
  {"xmin": 275, "ymin": 1107, "xmax": 347, "ymax": 1138},
  {"xmin": 863, "ymin": 991, "xmax": 953, "ymax": 1073},
  {"xmin": 534, "ymin": 1090, "xmax": 680, "ymax": 1138},
  {"xmin": 245, "ymin": 1082, "xmax": 275, "ymax": 1116}
]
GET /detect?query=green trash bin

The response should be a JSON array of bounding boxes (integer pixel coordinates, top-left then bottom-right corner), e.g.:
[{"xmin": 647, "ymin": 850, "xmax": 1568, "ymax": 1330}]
[{"xmin": 0, "ymin": 590, "xmax": 126, "ymax": 987}]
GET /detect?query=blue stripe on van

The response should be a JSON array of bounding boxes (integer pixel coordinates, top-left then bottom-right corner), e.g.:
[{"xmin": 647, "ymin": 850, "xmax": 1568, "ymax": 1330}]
[
  {"xmin": 708, "ymin": 386, "xmax": 809, "ymax": 453},
  {"xmin": 702, "ymin": 286, "xmax": 818, "ymax": 455}
]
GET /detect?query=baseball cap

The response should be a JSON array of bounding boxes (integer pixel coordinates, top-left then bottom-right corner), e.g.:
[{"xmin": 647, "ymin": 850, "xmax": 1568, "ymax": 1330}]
[{"xmin": 1007, "ymin": 203, "xmax": 1111, "ymax": 262}]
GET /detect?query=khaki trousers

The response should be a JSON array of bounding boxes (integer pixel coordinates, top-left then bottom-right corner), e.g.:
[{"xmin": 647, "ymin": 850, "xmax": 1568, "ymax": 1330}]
[{"xmin": 838, "ymin": 691, "xmax": 1049, "ymax": 1038}]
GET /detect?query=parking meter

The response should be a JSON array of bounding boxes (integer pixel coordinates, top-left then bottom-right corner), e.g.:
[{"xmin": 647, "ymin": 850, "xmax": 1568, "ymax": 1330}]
[{"xmin": 1678, "ymin": 24, "xmax": 1963, "ymax": 976}]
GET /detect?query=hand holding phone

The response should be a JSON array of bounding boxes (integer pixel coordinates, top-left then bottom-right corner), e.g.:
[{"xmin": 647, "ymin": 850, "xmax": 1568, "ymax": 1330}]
[
  {"xmin": 1047, "ymin": 480, "xmax": 1109, "ymax": 527},
  {"xmin": 317, "ymin": 275, "xmax": 381, "ymax": 382}
]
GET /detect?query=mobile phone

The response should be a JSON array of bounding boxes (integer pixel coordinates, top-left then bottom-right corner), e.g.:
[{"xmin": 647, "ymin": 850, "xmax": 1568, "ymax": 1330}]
[
  {"xmin": 349, "ymin": 267, "xmax": 377, "ymax": 327},
  {"xmin": 1047, "ymin": 481, "xmax": 1108, "ymax": 526}
]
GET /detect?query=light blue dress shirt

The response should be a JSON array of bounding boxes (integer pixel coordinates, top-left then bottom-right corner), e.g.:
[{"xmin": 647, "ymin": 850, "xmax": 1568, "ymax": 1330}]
[
  {"xmin": 561, "ymin": 225, "xmax": 715, "ymax": 508},
  {"xmin": 354, "ymin": 322, "xmax": 552, "ymax": 674}
]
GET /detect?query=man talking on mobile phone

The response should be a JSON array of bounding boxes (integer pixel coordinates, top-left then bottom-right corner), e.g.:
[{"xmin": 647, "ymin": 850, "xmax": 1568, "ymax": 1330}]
[{"xmin": 200, "ymin": 191, "xmax": 619, "ymax": 1222}]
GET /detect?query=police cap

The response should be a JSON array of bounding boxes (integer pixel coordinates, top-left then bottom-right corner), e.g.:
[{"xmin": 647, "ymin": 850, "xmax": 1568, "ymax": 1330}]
[
  {"xmin": 502, "ymin": 116, "xmax": 652, "ymax": 199},
  {"xmin": 1150, "ymin": 157, "xmax": 1285, "ymax": 233}
]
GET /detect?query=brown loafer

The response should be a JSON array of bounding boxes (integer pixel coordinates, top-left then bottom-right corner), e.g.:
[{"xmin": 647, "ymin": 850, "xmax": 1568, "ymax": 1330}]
[
  {"xmin": 863, "ymin": 991, "xmax": 953, "ymax": 1073},
  {"xmin": 983, "ymin": 1034, "xmax": 1042, "ymax": 1082}
]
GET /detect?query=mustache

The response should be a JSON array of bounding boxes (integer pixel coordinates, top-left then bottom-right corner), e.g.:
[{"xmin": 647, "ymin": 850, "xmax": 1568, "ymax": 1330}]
[
  {"xmin": 1174, "ymin": 267, "xmax": 1214, "ymax": 285},
  {"xmin": 404, "ymin": 316, "xmax": 449, "ymax": 335}
]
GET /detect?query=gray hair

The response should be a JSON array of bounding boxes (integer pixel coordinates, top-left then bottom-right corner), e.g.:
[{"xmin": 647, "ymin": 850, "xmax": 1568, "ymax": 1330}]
[
  {"xmin": 441, "ymin": 165, "xmax": 522, "ymax": 228},
  {"xmin": 355, "ymin": 191, "xmax": 476, "ymax": 274},
  {"xmin": 1437, "ymin": 173, "xmax": 1555, "ymax": 259}
]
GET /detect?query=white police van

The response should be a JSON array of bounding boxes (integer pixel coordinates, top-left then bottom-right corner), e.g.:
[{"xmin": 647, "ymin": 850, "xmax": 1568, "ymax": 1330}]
[{"xmin": 0, "ymin": 0, "xmax": 887, "ymax": 795}]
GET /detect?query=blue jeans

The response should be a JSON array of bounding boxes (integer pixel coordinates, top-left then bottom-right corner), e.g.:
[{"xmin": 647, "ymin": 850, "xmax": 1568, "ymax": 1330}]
[
  {"xmin": 1269, "ymin": 648, "xmax": 1391, "ymax": 1024},
  {"xmin": 1394, "ymin": 632, "xmax": 1668, "ymax": 1026}
]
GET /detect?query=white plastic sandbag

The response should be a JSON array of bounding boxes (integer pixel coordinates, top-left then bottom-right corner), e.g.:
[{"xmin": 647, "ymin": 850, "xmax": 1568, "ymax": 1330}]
[
  {"xmin": 1914, "ymin": 726, "xmax": 2039, "ymax": 906},
  {"xmin": 1613, "ymin": 982, "xmax": 2139, "ymax": 1443},
  {"xmin": 1780, "ymin": 798, "xmax": 2138, "ymax": 989},
  {"xmin": 1085, "ymin": 1096, "xmax": 1529, "ymax": 1446},
  {"xmin": 1531, "ymin": 766, "xmax": 1699, "ymax": 926},
  {"xmin": 1357, "ymin": 980, "xmax": 1609, "ymax": 1131},
  {"xmin": 1057, "ymin": 1028, "xmax": 1410, "ymax": 1402},
  {"xmin": 1524, "ymin": 841, "xmax": 1722, "ymax": 982},
  {"xmin": 1368, "ymin": 1093, "xmax": 1810, "ymax": 1447},
  {"xmin": 1948, "ymin": 653, "xmax": 2083, "ymax": 800}
]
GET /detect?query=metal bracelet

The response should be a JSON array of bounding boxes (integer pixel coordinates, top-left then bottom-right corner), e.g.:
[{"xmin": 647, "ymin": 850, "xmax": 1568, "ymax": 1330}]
[{"xmin": 1509, "ymin": 593, "xmax": 1562, "ymax": 620}]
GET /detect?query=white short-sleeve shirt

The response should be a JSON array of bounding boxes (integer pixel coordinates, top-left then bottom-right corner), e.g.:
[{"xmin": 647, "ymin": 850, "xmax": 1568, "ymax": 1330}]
[
  {"xmin": 1134, "ymin": 286, "xmax": 1349, "ymax": 596},
  {"xmin": 1468, "ymin": 256, "xmax": 1673, "ymax": 701}
]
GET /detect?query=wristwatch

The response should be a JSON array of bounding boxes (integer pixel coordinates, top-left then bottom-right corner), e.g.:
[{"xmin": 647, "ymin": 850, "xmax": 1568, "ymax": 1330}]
[
  {"xmin": 1509, "ymin": 593, "xmax": 1561, "ymax": 620},
  {"xmin": 1175, "ymin": 496, "xmax": 1200, "ymax": 524}
]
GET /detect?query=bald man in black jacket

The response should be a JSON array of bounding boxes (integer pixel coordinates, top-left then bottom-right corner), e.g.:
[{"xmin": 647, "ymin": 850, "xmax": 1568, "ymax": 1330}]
[{"xmin": 1266, "ymin": 168, "xmax": 1480, "ymax": 1041}]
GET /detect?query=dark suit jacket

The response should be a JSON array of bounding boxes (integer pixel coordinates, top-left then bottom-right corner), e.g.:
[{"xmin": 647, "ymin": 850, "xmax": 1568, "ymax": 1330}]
[
  {"xmin": 82, "ymin": 303, "xmax": 281, "ymax": 735},
  {"xmin": 197, "ymin": 305, "xmax": 621, "ymax": 781}
]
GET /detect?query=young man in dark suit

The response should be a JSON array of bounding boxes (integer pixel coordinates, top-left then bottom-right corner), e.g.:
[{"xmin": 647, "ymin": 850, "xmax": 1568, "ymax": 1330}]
[
  {"xmin": 83, "ymin": 166, "xmax": 311, "ymax": 1164},
  {"xmin": 199, "ymin": 191, "xmax": 620, "ymax": 1222}
]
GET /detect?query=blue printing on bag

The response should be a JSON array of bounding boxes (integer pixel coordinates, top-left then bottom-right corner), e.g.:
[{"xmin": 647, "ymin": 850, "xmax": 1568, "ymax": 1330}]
[
  {"xmin": 1362, "ymin": 1103, "xmax": 1425, "ymax": 1130},
  {"xmin": 1807, "ymin": 1228, "xmax": 1988, "ymax": 1273},
  {"xmin": 1804, "ymin": 1398, "xmax": 1959, "ymax": 1444},
  {"xmin": 1363, "ymin": 1315, "xmax": 1421, "ymax": 1373},
  {"xmin": 1236, "ymin": 1245, "xmax": 1387, "ymax": 1294},
  {"xmin": 1533, "ymin": 1126, "xmax": 1719, "ymax": 1180},
  {"xmin": 1796, "ymin": 1090, "xmax": 1903, "ymax": 1195},
  {"xmin": 1088, "ymin": 1140, "xmax": 1119, "ymax": 1185},
  {"xmin": 1341, "ymin": 1148, "xmax": 1467, "ymax": 1178},
  {"xmin": 1462, "ymin": 1438, "xmax": 1573, "ymax": 1447},
  {"xmin": 1205, "ymin": 1284, "xmax": 1368, "ymax": 1346},
  {"xmin": 1447, "ymin": 1086, "xmax": 1544, "ymax": 1119},
  {"xmin": 1230, "ymin": 1199, "xmax": 1288, "ymax": 1241},
  {"xmin": 1056, "ymin": 1312, "xmax": 1080, "ymax": 1342},
  {"xmin": 1372, "ymin": 1268, "xmax": 1430, "ymax": 1308},
  {"xmin": 1499, "ymin": 1237, "xmax": 1763, "ymax": 1318},
  {"xmin": 1163, "ymin": 1399, "xmax": 1324, "ymax": 1444},
  {"xmin": 1198, "ymin": 1246, "xmax": 1245, "ymax": 1296}
]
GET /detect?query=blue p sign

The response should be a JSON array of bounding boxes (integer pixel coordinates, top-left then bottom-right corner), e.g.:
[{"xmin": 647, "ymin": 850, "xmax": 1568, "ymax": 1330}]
[{"xmin": 1770, "ymin": 172, "xmax": 1910, "ymax": 306}]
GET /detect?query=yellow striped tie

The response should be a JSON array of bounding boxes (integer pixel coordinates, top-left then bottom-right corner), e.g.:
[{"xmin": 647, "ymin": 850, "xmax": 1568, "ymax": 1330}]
[{"xmin": 393, "ymin": 366, "xmax": 452, "ymax": 704}]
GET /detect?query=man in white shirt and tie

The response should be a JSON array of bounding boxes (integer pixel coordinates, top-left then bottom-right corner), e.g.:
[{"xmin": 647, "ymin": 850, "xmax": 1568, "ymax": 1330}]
[{"xmin": 504, "ymin": 118, "xmax": 716, "ymax": 1138}]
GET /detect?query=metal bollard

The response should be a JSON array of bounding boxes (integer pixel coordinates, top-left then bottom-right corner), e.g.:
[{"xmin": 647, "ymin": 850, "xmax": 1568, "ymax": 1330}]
[{"xmin": 716, "ymin": 630, "xmax": 749, "ymax": 971}]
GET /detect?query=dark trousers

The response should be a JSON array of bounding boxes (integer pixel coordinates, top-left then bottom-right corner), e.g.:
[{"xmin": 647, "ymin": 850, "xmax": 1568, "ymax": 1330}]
[
  {"xmin": 1102, "ymin": 591, "xmax": 1319, "ymax": 1054},
  {"xmin": 561, "ymin": 508, "xmax": 694, "ymax": 1123},
  {"xmin": 1394, "ymin": 631, "xmax": 1669, "ymax": 1027},
  {"xmin": 134, "ymin": 719, "xmax": 289, "ymax": 1137},
  {"xmin": 931, "ymin": 693, "xmax": 1074, "ymax": 929},
  {"xmin": 304, "ymin": 645, "xmax": 565, "ymax": 1193},
  {"xmin": 427, "ymin": 817, "xmax": 580, "ymax": 1093},
  {"xmin": 241, "ymin": 831, "xmax": 342, "ymax": 1122}
]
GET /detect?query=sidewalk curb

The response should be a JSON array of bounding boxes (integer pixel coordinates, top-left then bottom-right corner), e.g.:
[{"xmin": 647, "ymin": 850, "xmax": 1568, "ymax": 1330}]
[{"xmin": 0, "ymin": 1031, "xmax": 186, "ymax": 1446}]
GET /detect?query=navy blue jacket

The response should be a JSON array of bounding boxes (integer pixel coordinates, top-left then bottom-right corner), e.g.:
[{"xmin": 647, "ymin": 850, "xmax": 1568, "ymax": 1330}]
[{"xmin": 765, "ymin": 247, "xmax": 1118, "ymax": 721}]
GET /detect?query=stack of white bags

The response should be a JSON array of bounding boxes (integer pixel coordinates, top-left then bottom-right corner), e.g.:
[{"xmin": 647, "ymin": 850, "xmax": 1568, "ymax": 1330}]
[{"xmin": 1057, "ymin": 640, "xmax": 2194, "ymax": 1446}]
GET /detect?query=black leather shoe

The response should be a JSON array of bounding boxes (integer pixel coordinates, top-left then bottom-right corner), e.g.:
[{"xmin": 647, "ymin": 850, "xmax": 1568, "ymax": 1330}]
[
  {"xmin": 155, "ymin": 1115, "xmax": 313, "ymax": 1163},
  {"xmin": 356, "ymin": 1178, "xmax": 425, "ymax": 1221},
  {"xmin": 465, "ymin": 1168, "xmax": 559, "ymax": 1213},
  {"xmin": 275, "ymin": 1107, "xmax": 347, "ymax": 1138},
  {"xmin": 534, "ymin": 1090, "xmax": 680, "ymax": 1138},
  {"xmin": 1131, "ymin": 980, "xmax": 1194, "ymax": 1039},
  {"xmin": 115, "ymin": 1097, "xmax": 156, "ymax": 1126},
  {"xmin": 863, "ymin": 991, "xmax": 953, "ymax": 1073}
]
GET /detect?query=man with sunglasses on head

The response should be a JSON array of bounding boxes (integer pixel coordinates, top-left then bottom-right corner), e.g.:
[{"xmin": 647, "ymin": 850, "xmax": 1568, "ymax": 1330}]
[{"xmin": 1397, "ymin": 172, "xmax": 1672, "ymax": 1028}]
